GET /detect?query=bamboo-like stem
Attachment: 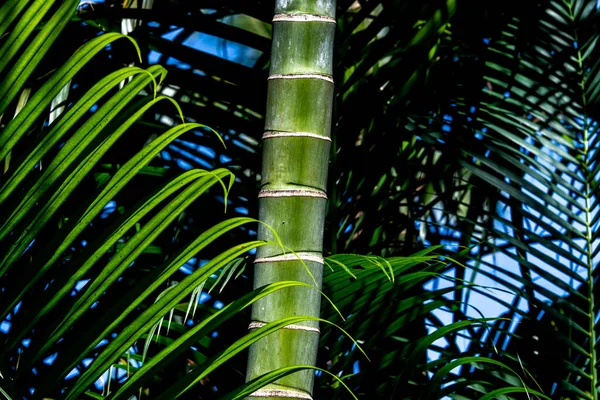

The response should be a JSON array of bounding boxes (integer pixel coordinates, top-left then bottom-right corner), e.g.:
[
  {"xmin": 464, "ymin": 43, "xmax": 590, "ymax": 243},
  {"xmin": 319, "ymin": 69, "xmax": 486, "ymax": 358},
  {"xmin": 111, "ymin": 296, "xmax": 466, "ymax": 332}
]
[{"xmin": 245, "ymin": 1, "xmax": 336, "ymax": 399}]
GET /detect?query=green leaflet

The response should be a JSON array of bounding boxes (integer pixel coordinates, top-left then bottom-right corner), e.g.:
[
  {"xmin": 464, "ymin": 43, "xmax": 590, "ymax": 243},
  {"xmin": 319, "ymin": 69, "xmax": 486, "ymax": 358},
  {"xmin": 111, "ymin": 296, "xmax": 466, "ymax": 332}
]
[
  {"xmin": 36, "ymin": 170, "xmax": 235, "ymax": 359},
  {"xmin": 0, "ymin": 32, "xmax": 141, "ymax": 159},
  {"xmin": 428, "ymin": 356, "xmax": 538, "ymax": 400},
  {"xmin": 480, "ymin": 387, "xmax": 552, "ymax": 400},
  {"xmin": 0, "ymin": 67, "xmax": 147, "ymax": 207},
  {"xmin": 0, "ymin": 80, "xmax": 170, "ymax": 276},
  {"xmin": 403, "ymin": 318, "xmax": 500, "ymax": 373},
  {"xmin": 4, "ymin": 171, "xmax": 223, "ymax": 347},
  {"xmin": 0, "ymin": 0, "xmax": 81, "ymax": 115},
  {"xmin": 0, "ymin": 0, "xmax": 59, "ymax": 77},
  {"xmin": 51, "ymin": 219, "xmax": 259, "ymax": 386},
  {"xmin": 55, "ymin": 218, "xmax": 256, "ymax": 366},
  {"xmin": 0, "ymin": 385, "xmax": 13, "ymax": 400},
  {"xmin": 0, "ymin": 122, "xmax": 219, "ymax": 320},
  {"xmin": 111, "ymin": 281, "xmax": 315, "ymax": 399},
  {"xmin": 0, "ymin": 0, "xmax": 33, "ymax": 38},
  {"xmin": 154, "ymin": 316, "xmax": 358, "ymax": 400},
  {"xmin": 0, "ymin": 66, "xmax": 164, "ymax": 232},
  {"xmin": 64, "ymin": 240, "xmax": 267, "ymax": 399}
]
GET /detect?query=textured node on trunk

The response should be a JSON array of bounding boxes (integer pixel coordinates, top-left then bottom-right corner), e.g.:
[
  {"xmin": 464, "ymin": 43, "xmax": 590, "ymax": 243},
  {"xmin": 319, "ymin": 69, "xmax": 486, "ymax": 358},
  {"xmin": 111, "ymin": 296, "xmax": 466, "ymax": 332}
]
[{"xmin": 246, "ymin": 0, "xmax": 336, "ymax": 398}]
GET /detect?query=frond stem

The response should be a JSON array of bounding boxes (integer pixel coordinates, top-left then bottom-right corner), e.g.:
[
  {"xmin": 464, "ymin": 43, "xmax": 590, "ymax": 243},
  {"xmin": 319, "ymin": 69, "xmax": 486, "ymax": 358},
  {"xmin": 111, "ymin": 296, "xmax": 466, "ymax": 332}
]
[{"xmin": 570, "ymin": 1, "xmax": 597, "ymax": 396}]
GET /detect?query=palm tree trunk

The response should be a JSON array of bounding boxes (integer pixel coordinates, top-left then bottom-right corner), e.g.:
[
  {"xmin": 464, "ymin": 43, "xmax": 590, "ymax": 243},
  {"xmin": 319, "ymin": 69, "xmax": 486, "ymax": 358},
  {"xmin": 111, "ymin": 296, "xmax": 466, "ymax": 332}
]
[{"xmin": 245, "ymin": 1, "xmax": 336, "ymax": 399}]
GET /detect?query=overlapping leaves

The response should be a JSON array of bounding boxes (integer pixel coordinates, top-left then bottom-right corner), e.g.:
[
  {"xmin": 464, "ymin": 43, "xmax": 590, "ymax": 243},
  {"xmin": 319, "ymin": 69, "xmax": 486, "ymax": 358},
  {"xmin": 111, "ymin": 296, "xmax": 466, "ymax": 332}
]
[{"xmin": 0, "ymin": 1, "xmax": 274, "ymax": 398}]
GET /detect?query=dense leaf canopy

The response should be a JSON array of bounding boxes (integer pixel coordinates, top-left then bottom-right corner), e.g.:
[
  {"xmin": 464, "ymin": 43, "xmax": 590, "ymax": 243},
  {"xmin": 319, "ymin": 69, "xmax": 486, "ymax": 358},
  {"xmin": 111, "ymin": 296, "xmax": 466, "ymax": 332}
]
[{"xmin": 1, "ymin": 0, "xmax": 599, "ymax": 399}]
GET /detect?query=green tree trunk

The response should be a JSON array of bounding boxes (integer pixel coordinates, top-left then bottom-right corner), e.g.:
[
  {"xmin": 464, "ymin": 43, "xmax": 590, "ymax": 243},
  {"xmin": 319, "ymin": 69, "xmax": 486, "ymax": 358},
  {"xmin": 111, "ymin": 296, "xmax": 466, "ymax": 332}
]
[{"xmin": 245, "ymin": 1, "xmax": 336, "ymax": 399}]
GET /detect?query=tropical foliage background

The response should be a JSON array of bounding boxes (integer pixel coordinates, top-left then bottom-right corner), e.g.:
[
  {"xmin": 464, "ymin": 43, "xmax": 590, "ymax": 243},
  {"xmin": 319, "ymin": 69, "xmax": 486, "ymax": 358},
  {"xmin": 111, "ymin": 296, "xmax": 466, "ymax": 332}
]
[{"xmin": 0, "ymin": 0, "xmax": 598, "ymax": 399}]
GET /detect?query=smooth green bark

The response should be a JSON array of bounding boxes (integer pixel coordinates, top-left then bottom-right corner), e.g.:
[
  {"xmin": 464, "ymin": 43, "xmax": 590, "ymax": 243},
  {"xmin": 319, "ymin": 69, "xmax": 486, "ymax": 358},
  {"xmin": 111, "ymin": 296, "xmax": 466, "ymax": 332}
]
[{"xmin": 245, "ymin": 1, "xmax": 336, "ymax": 399}]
